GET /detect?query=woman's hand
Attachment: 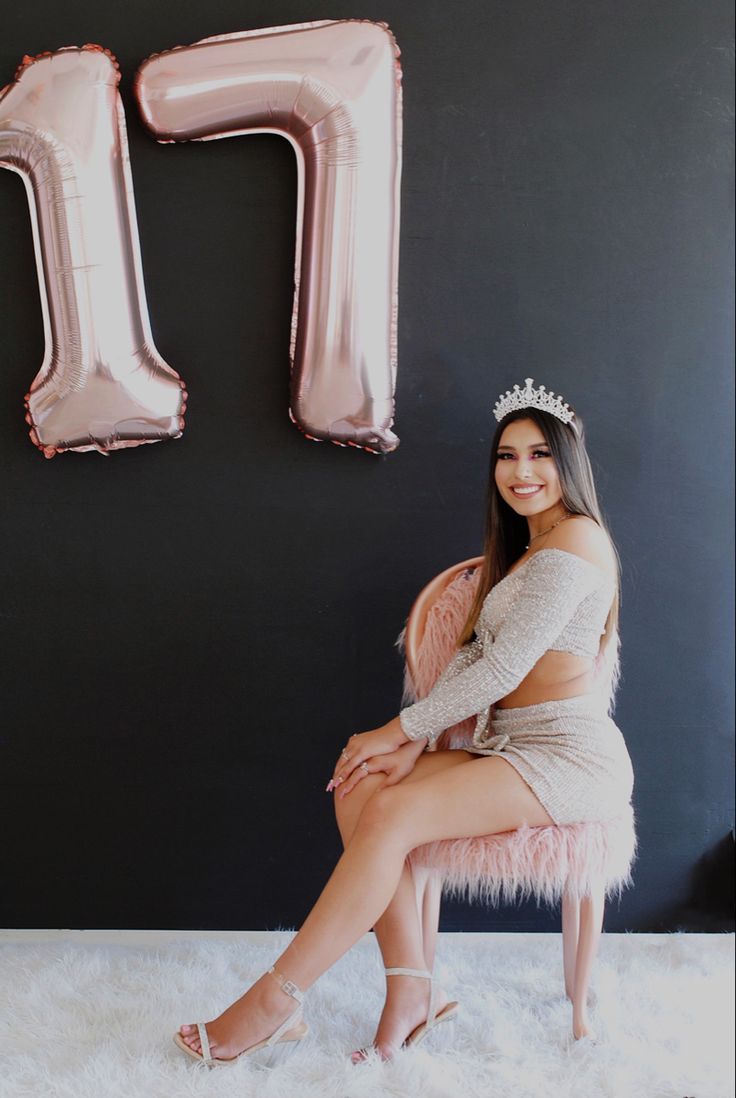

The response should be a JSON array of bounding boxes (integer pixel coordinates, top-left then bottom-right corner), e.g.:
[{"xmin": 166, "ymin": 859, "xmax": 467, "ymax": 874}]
[
  {"xmin": 329, "ymin": 739, "xmax": 426, "ymax": 799},
  {"xmin": 327, "ymin": 716, "xmax": 425, "ymax": 795}
]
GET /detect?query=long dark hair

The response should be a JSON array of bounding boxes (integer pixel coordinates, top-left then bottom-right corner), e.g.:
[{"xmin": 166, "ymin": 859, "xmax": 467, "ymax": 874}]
[{"xmin": 457, "ymin": 405, "xmax": 622, "ymax": 712}]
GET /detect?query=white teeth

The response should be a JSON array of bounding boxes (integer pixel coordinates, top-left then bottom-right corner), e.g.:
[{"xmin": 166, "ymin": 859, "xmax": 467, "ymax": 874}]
[{"xmin": 512, "ymin": 486, "xmax": 542, "ymax": 495}]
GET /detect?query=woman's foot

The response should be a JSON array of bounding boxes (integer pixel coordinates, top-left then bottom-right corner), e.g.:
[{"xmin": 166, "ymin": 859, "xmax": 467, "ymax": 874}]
[
  {"xmin": 351, "ymin": 973, "xmax": 450, "ymax": 1063},
  {"xmin": 178, "ymin": 969, "xmax": 301, "ymax": 1061}
]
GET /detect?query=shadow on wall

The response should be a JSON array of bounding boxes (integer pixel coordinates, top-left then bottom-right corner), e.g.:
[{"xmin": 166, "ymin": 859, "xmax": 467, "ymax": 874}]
[{"xmin": 643, "ymin": 830, "xmax": 735, "ymax": 932}]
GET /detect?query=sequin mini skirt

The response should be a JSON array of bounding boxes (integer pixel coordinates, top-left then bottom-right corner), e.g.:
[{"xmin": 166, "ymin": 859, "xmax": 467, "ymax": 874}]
[{"xmin": 465, "ymin": 693, "xmax": 635, "ymax": 826}]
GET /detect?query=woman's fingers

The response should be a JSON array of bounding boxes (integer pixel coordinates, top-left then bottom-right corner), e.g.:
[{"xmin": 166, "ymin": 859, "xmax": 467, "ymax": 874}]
[
  {"xmin": 328, "ymin": 726, "xmax": 398, "ymax": 791},
  {"xmin": 329, "ymin": 757, "xmax": 353, "ymax": 790},
  {"xmin": 328, "ymin": 726, "xmax": 401, "ymax": 790},
  {"xmin": 337, "ymin": 760, "xmax": 375, "ymax": 799},
  {"xmin": 329, "ymin": 734, "xmax": 372, "ymax": 789},
  {"xmin": 330, "ymin": 736, "xmax": 360, "ymax": 785},
  {"xmin": 328, "ymin": 750, "xmax": 365, "ymax": 792}
]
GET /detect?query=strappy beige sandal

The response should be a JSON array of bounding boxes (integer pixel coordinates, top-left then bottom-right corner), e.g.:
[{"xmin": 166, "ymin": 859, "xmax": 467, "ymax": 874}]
[
  {"xmin": 173, "ymin": 965, "xmax": 309, "ymax": 1068},
  {"xmin": 352, "ymin": 966, "xmax": 460, "ymax": 1061}
]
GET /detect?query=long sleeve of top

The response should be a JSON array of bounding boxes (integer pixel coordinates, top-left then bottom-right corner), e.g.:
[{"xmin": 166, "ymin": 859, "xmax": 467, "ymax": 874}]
[{"xmin": 398, "ymin": 549, "xmax": 608, "ymax": 746}]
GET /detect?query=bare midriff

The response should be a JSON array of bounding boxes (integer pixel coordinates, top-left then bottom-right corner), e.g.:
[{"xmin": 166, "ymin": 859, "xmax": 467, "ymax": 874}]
[{"xmin": 494, "ymin": 651, "xmax": 597, "ymax": 709}]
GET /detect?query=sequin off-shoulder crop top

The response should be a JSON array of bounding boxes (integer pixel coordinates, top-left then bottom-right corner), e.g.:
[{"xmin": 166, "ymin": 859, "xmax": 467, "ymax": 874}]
[{"xmin": 398, "ymin": 548, "xmax": 616, "ymax": 748}]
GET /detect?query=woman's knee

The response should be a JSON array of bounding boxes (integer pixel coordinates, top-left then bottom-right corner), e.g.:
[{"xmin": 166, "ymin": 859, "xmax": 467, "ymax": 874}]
[
  {"xmin": 333, "ymin": 772, "xmax": 387, "ymax": 830},
  {"xmin": 354, "ymin": 785, "xmax": 414, "ymax": 845}
]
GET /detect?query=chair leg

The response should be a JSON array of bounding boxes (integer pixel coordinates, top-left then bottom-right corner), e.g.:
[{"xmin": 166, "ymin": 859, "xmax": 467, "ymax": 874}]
[
  {"xmin": 561, "ymin": 886, "xmax": 579, "ymax": 1000},
  {"xmin": 570, "ymin": 879, "xmax": 605, "ymax": 1040}
]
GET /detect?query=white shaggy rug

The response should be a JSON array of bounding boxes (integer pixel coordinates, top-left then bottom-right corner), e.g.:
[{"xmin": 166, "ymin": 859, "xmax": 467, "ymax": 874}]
[{"xmin": 0, "ymin": 930, "xmax": 732, "ymax": 1098}]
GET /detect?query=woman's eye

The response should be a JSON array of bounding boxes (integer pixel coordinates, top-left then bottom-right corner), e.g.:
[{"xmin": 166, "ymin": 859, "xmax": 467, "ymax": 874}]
[{"xmin": 496, "ymin": 450, "xmax": 550, "ymax": 459}]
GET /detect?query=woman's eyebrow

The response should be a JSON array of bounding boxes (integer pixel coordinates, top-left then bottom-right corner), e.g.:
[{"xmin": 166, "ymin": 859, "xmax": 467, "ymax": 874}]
[{"xmin": 497, "ymin": 441, "xmax": 548, "ymax": 450}]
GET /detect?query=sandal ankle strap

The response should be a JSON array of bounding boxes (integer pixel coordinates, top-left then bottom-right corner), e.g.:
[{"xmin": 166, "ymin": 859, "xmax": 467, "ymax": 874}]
[
  {"xmin": 384, "ymin": 967, "xmax": 438, "ymax": 1025},
  {"xmin": 267, "ymin": 965, "xmax": 304, "ymax": 1003}
]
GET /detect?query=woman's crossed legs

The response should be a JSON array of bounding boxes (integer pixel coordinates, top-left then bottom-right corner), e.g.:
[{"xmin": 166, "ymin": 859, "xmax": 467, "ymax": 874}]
[
  {"xmin": 179, "ymin": 749, "xmax": 553, "ymax": 1061},
  {"xmin": 336, "ymin": 747, "xmax": 474, "ymax": 1059}
]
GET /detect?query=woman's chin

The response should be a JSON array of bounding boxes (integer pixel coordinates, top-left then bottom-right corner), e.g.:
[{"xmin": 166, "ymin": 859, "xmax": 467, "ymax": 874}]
[{"xmin": 504, "ymin": 492, "xmax": 546, "ymax": 512}]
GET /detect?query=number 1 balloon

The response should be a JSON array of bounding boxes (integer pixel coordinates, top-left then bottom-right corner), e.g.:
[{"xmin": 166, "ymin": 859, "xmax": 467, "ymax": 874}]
[
  {"xmin": 135, "ymin": 19, "xmax": 402, "ymax": 455},
  {"xmin": 0, "ymin": 45, "xmax": 186, "ymax": 458}
]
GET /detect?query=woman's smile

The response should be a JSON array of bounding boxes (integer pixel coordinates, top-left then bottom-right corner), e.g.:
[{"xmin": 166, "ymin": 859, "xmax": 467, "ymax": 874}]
[{"xmin": 510, "ymin": 484, "xmax": 543, "ymax": 498}]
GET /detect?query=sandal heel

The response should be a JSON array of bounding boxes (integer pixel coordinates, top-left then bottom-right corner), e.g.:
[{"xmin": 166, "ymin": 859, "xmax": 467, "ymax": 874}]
[
  {"xmin": 261, "ymin": 1033, "xmax": 303, "ymax": 1069},
  {"xmin": 351, "ymin": 966, "xmax": 460, "ymax": 1061},
  {"xmin": 386, "ymin": 967, "xmax": 460, "ymax": 1049}
]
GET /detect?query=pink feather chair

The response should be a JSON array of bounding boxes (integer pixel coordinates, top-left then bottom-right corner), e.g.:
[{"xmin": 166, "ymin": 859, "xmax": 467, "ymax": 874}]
[{"xmin": 396, "ymin": 557, "xmax": 638, "ymax": 1039}]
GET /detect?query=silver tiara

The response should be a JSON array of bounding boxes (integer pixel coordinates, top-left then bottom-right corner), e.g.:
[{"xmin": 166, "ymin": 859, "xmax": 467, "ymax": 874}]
[{"xmin": 493, "ymin": 377, "xmax": 574, "ymax": 425}]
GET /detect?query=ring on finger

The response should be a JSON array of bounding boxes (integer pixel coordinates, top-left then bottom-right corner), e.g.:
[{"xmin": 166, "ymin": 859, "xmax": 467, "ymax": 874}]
[
  {"xmin": 341, "ymin": 749, "xmax": 350, "ymax": 761},
  {"xmin": 360, "ymin": 762, "xmax": 369, "ymax": 774}
]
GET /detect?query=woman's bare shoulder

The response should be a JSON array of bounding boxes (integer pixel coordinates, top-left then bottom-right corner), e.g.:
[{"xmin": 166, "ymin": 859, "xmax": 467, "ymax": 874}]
[{"xmin": 545, "ymin": 514, "xmax": 616, "ymax": 577}]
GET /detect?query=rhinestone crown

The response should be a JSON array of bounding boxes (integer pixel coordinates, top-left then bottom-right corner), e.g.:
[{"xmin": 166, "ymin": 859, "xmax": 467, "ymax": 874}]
[{"xmin": 493, "ymin": 377, "xmax": 574, "ymax": 425}]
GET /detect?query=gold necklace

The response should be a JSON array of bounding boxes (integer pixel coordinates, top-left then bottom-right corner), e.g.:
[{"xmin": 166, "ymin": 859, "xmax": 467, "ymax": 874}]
[{"xmin": 525, "ymin": 511, "xmax": 572, "ymax": 550}]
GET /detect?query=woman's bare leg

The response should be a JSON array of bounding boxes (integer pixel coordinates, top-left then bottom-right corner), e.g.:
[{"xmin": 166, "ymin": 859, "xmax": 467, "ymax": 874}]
[
  {"xmin": 419, "ymin": 871, "xmax": 443, "ymax": 971},
  {"xmin": 334, "ymin": 751, "xmax": 467, "ymax": 1057},
  {"xmin": 179, "ymin": 753, "xmax": 553, "ymax": 1060}
]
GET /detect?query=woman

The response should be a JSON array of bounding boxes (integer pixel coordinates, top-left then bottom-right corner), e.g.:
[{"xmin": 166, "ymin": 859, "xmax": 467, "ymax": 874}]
[{"xmin": 175, "ymin": 377, "xmax": 635, "ymax": 1066}]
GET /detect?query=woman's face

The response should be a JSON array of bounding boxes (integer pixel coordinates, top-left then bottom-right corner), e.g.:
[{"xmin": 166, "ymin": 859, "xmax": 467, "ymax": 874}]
[{"xmin": 494, "ymin": 418, "xmax": 563, "ymax": 517}]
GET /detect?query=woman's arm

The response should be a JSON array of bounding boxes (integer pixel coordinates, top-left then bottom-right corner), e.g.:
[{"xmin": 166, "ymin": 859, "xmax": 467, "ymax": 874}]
[
  {"xmin": 397, "ymin": 550, "xmax": 605, "ymax": 746},
  {"xmin": 431, "ymin": 635, "xmax": 485, "ymax": 689}
]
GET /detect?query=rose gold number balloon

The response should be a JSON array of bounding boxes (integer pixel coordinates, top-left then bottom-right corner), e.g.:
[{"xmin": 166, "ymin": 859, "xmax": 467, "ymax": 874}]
[
  {"xmin": 0, "ymin": 45, "xmax": 186, "ymax": 458},
  {"xmin": 136, "ymin": 19, "xmax": 402, "ymax": 455}
]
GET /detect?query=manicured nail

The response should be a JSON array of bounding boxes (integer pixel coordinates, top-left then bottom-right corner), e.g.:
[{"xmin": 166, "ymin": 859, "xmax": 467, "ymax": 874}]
[{"xmin": 326, "ymin": 781, "xmax": 334, "ymax": 792}]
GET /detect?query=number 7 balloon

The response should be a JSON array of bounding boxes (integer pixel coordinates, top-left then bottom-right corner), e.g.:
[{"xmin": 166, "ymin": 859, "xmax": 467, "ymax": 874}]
[
  {"xmin": 135, "ymin": 19, "xmax": 402, "ymax": 455},
  {"xmin": 0, "ymin": 45, "xmax": 187, "ymax": 458}
]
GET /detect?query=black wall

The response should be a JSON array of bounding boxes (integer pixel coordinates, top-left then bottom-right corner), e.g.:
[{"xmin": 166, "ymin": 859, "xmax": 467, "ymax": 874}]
[{"xmin": 1, "ymin": 1, "xmax": 733, "ymax": 932}]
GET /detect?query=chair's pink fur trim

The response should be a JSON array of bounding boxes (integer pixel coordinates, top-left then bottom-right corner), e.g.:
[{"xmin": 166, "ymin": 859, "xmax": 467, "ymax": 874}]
[
  {"xmin": 396, "ymin": 565, "xmax": 638, "ymax": 906},
  {"xmin": 408, "ymin": 807, "xmax": 638, "ymax": 906},
  {"xmin": 395, "ymin": 567, "xmax": 480, "ymax": 751}
]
